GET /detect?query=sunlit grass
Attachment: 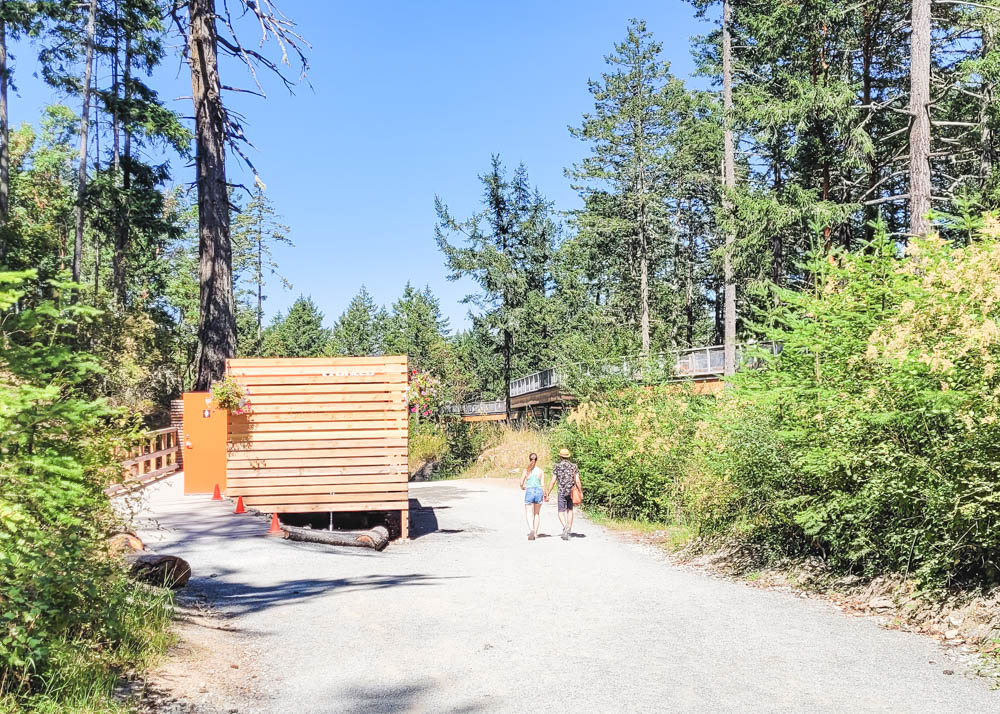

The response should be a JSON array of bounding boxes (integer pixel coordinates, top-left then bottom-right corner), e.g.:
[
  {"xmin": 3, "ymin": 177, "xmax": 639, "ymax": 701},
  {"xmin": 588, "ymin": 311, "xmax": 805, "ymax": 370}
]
[{"xmin": 452, "ymin": 425, "xmax": 552, "ymax": 480}]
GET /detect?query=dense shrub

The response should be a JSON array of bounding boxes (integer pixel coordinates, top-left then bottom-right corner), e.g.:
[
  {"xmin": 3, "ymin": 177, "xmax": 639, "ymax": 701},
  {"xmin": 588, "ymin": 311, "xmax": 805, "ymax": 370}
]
[
  {"xmin": 554, "ymin": 386, "xmax": 706, "ymax": 522},
  {"xmin": 0, "ymin": 272, "xmax": 172, "ymax": 707},
  {"xmin": 557, "ymin": 223, "xmax": 1000, "ymax": 587},
  {"xmin": 407, "ymin": 417, "xmax": 499, "ymax": 478}
]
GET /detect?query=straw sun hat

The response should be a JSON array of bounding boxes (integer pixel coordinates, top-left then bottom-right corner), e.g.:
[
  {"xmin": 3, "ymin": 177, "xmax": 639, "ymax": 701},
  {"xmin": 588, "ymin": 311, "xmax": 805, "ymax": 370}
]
[{"xmin": 559, "ymin": 448, "xmax": 571, "ymax": 458}]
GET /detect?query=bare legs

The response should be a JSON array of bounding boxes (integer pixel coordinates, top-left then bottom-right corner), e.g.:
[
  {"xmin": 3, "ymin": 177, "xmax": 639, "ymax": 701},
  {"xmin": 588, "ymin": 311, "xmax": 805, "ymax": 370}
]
[{"xmin": 524, "ymin": 503, "xmax": 542, "ymax": 539}]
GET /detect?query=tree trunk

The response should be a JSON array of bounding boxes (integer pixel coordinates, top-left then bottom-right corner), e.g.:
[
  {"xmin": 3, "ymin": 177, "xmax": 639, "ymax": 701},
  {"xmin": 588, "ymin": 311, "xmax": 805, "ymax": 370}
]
[
  {"xmin": 256, "ymin": 194, "xmax": 263, "ymax": 351},
  {"xmin": 113, "ymin": 39, "xmax": 132, "ymax": 306},
  {"xmin": 503, "ymin": 327, "xmax": 512, "ymax": 420},
  {"xmin": 722, "ymin": 0, "xmax": 737, "ymax": 376},
  {"xmin": 72, "ymin": 0, "xmax": 97, "ymax": 289},
  {"xmin": 982, "ymin": 23, "xmax": 995, "ymax": 187},
  {"xmin": 908, "ymin": 0, "xmax": 932, "ymax": 237},
  {"xmin": 862, "ymin": 5, "xmax": 878, "ymax": 244},
  {"xmin": 771, "ymin": 155, "xmax": 783, "ymax": 288},
  {"xmin": 189, "ymin": 0, "xmax": 237, "ymax": 390},
  {"xmin": 0, "ymin": 17, "xmax": 9, "ymax": 253},
  {"xmin": 639, "ymin": 234, "xmax": 650, "ymax": 354}
]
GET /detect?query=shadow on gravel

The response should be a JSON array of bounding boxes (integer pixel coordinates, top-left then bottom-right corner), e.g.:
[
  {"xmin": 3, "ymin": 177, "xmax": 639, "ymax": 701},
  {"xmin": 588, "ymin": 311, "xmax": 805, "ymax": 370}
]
[
  {"xmin": 337, "ymin": 681, "xmax": 487, "ymax": 713},
  {"xmin": 409, "ymin": 498, "xmax": 465, "ymax": 540},
  {"xmin": 202, "ymin": 573, "xmax": 460, "ymax": 616}
]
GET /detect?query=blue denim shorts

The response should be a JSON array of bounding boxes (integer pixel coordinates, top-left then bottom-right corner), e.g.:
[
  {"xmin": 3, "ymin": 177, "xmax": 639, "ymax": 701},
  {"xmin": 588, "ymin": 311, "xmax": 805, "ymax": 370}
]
[{"xmin": 524, "ymin": 487, "xmax": 543, "ymax": 504}]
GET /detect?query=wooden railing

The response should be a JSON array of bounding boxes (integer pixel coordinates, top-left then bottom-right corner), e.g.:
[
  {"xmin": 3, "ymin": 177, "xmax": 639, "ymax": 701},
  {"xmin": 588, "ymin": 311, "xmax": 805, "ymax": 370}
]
[
  {"xmin": 443, "ymin": 399, "xmax": 507, "ymax": 416},
  {"xmin": 448, "ymin": 342, "xmax": 782, "ymax": 416},
  {"xmin": 107, "ymin": 426, "xmax": 181, "ymax": 496}
]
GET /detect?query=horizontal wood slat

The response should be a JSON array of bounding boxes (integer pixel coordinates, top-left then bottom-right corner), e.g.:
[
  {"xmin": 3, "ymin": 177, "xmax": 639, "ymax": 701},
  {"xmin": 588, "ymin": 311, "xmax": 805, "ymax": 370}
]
[
  {"xmin": 230, "ymin": 418, "xmax": 404, "ymax": 432},
  {"xmin": 229, "ymin": 431, "xmax": 405, "ymax": 445},
  {"xmin": 225, "ymin": 357, "xmax": 409, "ymax": 522},
  {"xmin": 261, "ymin": 501, "xmax": 409, "ymax": 514},
  {"xmin": 228, "ymin": 356, "xmax": 408, "ymax": 367},
  {"xmin": 227, "ymin": 471, "xmax": 404, "ymax": 485},
  {"xmin": 228, "ymin": 483, "xmax": 408, "ymax": 497}
]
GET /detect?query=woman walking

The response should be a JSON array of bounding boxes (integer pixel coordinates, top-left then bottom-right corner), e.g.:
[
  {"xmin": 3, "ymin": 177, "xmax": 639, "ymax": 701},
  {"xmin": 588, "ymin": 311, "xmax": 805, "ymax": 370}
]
[
  {"xmin": 520, "ymin": 452, "xmax": 545, "ymax": 540},
  {"xmin": 546, "ymin": 448, "xmax": 582, "ymax": 540}
]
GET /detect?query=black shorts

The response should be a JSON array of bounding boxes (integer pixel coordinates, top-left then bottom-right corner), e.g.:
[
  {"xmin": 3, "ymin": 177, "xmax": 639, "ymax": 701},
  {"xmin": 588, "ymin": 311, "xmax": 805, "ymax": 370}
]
[{"xmin": 557, "ymin": 490, "xmax": 574, "ymax": 512}]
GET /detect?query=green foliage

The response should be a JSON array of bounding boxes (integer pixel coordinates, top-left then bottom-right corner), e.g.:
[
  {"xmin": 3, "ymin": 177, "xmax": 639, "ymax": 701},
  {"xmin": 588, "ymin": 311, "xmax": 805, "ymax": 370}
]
[
  {"xmin": 261, "ymin": 295, "xmax": 330, "ymax": 357},
  {"xmin": 232, "ymin": 187, "xmax": 293, "ymax": 357},
  {"xmin": 0, "ymin": 271, "xmax": 172, "ymax": 704},
  {"xmin": 561, "ymin": 221, "xmax": 1000, "ymax": 587},
  {"xmin": 435, "ymin": 419, "xmax": 498, "ymax": 477},
  {"xmin": 327, "ymin": 286, "xmax": 386, "ymax": 357},
  {"xmin": 210, "ymin": 375, "xmax": 248, "ymax": 413},
  {"xmin": 554, "ymin": 386, "xmax": 705, "ymax": 522},
  {"xmin": 436, "ymin": 156, "xmax": 560, "ymax": 399}
]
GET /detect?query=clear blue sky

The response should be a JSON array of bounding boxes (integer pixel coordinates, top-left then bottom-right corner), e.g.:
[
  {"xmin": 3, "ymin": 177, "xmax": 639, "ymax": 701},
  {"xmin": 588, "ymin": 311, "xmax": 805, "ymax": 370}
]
[{"xmin": 10, "ymin": 0, "xmax": 713, "ymax": 331}]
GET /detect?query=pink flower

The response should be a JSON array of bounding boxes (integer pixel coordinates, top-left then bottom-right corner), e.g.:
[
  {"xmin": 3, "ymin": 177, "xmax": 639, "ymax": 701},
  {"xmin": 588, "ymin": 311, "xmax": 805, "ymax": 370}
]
[{"xmin": 410, "ymin": 406, "xmax": 417, "ymax": 413}]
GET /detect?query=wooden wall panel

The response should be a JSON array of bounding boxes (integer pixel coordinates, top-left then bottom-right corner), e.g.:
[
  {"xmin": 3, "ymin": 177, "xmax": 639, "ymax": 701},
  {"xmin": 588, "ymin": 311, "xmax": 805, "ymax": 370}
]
[{"xmin": 225, "ymin": 357, "xmax": 409, "ymax": 532}]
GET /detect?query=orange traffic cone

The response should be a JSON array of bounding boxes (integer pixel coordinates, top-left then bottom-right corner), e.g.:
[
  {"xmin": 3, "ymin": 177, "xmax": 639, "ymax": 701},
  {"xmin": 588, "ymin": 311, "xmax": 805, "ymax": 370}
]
[
  {"xmin": 233, "ymin": 496, "xmax": 246, "ymax": 514},
  {"xmin": 211, "ymin": 484, "xmax": 223, "ymax": 501},
  {"xmin": 266, "ymin": 513, "xmax": 282, "ymax": 535}
]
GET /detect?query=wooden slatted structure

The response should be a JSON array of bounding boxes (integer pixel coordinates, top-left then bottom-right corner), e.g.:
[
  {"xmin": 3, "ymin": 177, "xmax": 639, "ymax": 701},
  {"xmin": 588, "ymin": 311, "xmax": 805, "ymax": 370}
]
[
  {"xmin": 225, "ymin": 356, "xmax": 410, "ymax": 536},
  {"xmin": 107, "ymin": 426, "xmax": 181, "ymax": 496}
]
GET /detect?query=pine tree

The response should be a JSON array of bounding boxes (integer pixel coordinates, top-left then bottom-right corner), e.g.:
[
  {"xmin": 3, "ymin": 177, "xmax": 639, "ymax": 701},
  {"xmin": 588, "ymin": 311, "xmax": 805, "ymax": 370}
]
[
  {"xmin": 232, "ymin": 187, "xmax": 292, "ymax": 356},
  {"xmin": 567, "ymin": 19, "xmax": 686, "ymax": 355},
  {"xmin": 436, "ymin": 156, "xmax": 558, "ymax": 415},
  {"xmin": 384, "ymin": 283, "xmax": 449, "ymax": 372},
  {"xmin": 261, "ymin": 295, "xmax": 329, "ymax": 357}
]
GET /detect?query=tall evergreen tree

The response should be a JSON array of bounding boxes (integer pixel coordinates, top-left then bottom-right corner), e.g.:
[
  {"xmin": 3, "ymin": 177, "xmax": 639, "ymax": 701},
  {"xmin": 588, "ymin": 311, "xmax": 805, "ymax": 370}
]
[
  {"xmin": 436, "ymin": 156, "xmax": 558, "ymax": 416},
  {"xmin": 384, "ymin": 283, "xmax": 449, "ymax": 372},
  {"xmin": 567, "ymin": 19, "xmax": 686, "ymax": 355},
  {"xmin": 260, "ymin": 295, "xmax": 329, "ymax": 357},
  {"xmin": 328, "ymin": 286, "xmax": 387, "ymax": 356},
  {"xmin": 232, "ymin": 187, "xmax": 292, "ymax": 355}
]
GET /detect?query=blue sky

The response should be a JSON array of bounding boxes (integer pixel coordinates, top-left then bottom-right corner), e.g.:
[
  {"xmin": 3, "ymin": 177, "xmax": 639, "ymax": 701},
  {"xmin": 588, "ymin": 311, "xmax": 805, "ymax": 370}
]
[{"xmin": 10, "ymin": 0, "xmax": 714, "ymax": 331}]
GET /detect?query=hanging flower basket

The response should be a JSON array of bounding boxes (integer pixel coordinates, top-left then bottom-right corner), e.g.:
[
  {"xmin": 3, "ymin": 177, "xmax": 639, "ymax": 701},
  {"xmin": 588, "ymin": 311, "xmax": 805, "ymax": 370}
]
[{"xmin": 211, "ymin": 376, "xmax": 252, "ymax": 415}]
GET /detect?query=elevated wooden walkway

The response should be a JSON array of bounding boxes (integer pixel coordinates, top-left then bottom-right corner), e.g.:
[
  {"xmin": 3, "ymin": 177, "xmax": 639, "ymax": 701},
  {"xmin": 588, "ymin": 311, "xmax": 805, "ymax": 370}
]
[{"xmin": 447, "ymin": 343, "xmax": 779, "ymax": 421}]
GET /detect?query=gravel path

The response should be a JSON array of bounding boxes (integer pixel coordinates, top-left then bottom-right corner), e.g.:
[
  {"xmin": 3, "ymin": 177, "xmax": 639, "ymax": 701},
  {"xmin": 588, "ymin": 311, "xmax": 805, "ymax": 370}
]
[{"xmin": 135, "ymin": 476, "xmax": 998, "ymax": 714}]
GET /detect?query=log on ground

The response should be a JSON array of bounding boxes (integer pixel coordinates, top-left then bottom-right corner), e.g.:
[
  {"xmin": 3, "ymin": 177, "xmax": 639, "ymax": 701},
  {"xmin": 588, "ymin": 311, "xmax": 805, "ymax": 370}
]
[
  {"xmin": 281, "ymin": 524, "xmax": 389, "ymax": 551},
  {"xmin": 125, "ymin": 552, "xmax": 192, "ymax": 588}
]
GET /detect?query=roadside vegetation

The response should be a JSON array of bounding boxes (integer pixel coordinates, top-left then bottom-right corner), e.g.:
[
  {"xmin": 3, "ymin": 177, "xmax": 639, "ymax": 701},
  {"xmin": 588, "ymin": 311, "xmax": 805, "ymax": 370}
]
[
  {"xmin": 556, "ymin": 225, "xmax": 1000, "ymax": 589},
  {"xmin": 0, "ymin": 273, "xmax": 173, "ymax": 711}
]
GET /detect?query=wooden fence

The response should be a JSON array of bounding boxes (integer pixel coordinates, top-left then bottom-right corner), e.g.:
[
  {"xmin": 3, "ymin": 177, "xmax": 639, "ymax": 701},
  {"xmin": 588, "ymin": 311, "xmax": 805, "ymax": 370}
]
[
  {"xmin": 108, "ymin": 426, "xmax": 181, "ymax": 496},
  {"xmin": 224, "ymin": 356, "xmax": 410, "ymax": 534}
]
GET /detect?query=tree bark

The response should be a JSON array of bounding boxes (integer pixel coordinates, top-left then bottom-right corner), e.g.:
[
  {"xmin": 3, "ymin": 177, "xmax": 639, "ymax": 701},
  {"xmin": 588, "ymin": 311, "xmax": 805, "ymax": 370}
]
[
  {"xmin": 908, "ymin": 0, "xmax": 932, "ymax": 237},
  {"xmin": 72, "ymin": 0, "xmax": 97, "ymax": 289},
  {"xmin": 113, "ymin": 38, "xmax": 132, "ymax": 306},
  {"xmin": 0, "ymin": 17, "xmax": 9, "ymax": 253},
  {"xmin": 256, "ymin": 192, "xmax": 263, "ymax": 350},
  {"xmin": 722, "ymin": 0, "xmax": 737, "ymax": 376},
  {"xmin": 189, "ymin": 0, "xmax": 237, "ymax": 390}
]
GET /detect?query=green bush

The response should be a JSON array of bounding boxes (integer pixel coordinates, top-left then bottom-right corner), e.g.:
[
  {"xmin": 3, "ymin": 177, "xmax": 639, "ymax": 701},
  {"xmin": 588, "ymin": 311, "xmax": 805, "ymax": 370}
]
[
  {"xmin": 553, "ymin": 386, "xmax": 706, "ymax": 522},
  {"xmin": 0, "ymin": 271, "xmax": 172, "ymax": 708},
  {"xmin": 710, "ymin": 227, "xmax": 1000, "ymax": 585},
  {"xmin": 436, "ymin": 418, "xmax": 498, "ymax": 477},
  {"xmin": 557, "ymin": 222, "xmax": 1000, "ymax": 587}
]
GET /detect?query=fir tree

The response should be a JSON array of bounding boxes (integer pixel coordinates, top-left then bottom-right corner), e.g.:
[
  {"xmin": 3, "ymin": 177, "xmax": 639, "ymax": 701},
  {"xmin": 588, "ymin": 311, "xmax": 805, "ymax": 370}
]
[{"xmin": 328, "ymin": 286, "xmax": 387, "ymax": 356}]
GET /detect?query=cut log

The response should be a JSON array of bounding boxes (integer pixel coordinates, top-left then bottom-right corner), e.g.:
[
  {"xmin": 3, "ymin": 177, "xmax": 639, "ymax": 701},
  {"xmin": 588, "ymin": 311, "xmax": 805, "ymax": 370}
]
[
  {"xmin": 125, "ymin": 553, "xmax": 191, "ymax": 588},
  {"xmin": 108, "ymin": 531, "xmax": 145, "ymax": 554},
  {"xmin": 281, "ymin": 524, "xmax": 389, "ymax": 551}
]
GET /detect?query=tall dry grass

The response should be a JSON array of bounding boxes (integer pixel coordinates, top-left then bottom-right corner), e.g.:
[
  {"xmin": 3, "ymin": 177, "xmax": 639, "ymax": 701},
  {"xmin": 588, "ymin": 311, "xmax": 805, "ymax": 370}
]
[{"xmin": 456, "ymin": 424, "xmax": 552, "ymax": 480}]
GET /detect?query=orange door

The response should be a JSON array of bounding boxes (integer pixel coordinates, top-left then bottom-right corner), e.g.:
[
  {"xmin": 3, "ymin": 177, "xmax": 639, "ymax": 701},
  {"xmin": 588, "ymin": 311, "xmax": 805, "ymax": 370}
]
[{"xmin": 182, "ymin": 392, "xmax": 228, "ymax": 494}]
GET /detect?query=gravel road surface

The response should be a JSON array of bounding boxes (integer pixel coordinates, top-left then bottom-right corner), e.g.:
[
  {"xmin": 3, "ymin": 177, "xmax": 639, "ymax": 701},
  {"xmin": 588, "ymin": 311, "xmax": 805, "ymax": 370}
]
[{"xmin": 135, "ymin": 476, "xmax": 997, "ymax": 713}]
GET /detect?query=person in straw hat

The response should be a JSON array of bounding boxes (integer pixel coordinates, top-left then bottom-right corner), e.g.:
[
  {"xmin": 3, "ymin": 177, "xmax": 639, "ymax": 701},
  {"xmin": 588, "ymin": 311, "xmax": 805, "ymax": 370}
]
[{"xmin": 546, "ymin": 447, "xmax": 583, "ymax": 540}]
